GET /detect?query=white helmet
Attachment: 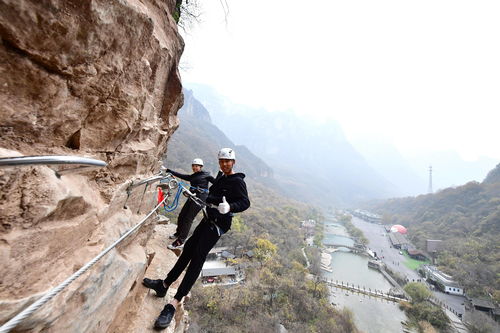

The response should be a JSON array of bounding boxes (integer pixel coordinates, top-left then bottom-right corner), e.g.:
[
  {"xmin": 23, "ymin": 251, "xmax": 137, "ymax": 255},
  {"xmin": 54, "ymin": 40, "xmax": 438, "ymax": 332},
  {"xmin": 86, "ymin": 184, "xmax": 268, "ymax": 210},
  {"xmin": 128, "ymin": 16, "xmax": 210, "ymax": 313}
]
[
  {"xmin": 218, "ymin": 148, "xmax": 235, "ymax": 160},
  {"xmin": 192, "ymin": 158, "xmax": 204, "ymax": 166}
]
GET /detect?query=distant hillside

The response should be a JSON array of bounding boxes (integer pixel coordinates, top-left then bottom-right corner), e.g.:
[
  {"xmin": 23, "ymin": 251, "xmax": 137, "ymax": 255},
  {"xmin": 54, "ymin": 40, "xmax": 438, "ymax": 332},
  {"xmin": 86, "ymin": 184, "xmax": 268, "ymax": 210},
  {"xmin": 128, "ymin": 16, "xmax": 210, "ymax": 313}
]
[
  {"xmin": 164, "ymin": 90, "xmax": 279, "ymax": 195},
  {"xmin": 164, "ymin": 89, "xmax": 274, "ymax": 182},
  {"xmin": 185, "ymin": 83, "xmax": 400, "ymax": 205},
  {"xmin": 368, "ymin": 164, "xmax": 500, "ymax": 300},
  {"xmin": 484, "ymin": 163, "xmax": 500, "ymax": 184},
  {"xmin": 350, "ymin": 138, "xmax": 427, "ymax": 196}
]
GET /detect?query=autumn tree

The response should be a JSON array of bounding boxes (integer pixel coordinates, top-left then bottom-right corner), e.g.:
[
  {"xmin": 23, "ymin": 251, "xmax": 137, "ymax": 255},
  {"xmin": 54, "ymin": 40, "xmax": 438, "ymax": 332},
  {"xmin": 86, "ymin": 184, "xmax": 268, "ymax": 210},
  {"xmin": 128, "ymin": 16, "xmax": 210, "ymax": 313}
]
[{"xmin": 253, "ymin": 238, "xmax": 277, "ymax": 267}]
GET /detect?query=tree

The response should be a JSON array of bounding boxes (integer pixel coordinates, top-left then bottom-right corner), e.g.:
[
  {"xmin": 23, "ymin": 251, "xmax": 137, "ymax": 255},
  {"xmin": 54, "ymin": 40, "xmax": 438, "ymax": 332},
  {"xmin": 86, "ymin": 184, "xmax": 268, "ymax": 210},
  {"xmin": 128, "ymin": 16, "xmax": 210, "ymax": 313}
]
[
  {"xmin": 404, "ymin": 282, "xmax": 431, "ymax": 303},
  {"xmin": 253, "ymin": 238, "xmax": 277, "ymax": 267},
  {"xmin": 409, "ymin": 303, "xmax": 449, "ymax": 330},
  {"xmin": 174, "ymin": 0, "xmax": 201, "ymax": 29}
]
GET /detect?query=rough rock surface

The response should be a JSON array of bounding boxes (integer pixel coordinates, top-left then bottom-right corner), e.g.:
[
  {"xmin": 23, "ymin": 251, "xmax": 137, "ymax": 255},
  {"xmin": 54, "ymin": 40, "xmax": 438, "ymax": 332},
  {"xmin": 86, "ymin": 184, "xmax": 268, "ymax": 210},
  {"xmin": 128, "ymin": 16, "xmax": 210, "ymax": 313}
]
[
  {"xmin": 107, "ymin": 223, "xmax": 189, "ymax": 333},
  {"xmin": 0, "ymin": 0, "xmax": 184, "ymax": 332}
]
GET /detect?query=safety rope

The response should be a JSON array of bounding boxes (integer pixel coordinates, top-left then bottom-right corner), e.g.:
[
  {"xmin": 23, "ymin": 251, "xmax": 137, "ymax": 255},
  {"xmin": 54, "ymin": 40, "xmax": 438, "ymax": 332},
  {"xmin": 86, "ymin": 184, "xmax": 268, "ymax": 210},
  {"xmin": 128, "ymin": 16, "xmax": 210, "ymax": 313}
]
[
  {"xmin": 0, "ymin": 193, "xmax": 170, "ymax": 333},
  {"xmin": 162, "ymin": 184, "xmax": 183, "ymax": 212},
  {"xmin": 158, "ymin": 179, "xmax": 210, "ymax": 213},
  {"xmin": 189, "ymin": 185, "xmax": 209, "ymax": 193}
]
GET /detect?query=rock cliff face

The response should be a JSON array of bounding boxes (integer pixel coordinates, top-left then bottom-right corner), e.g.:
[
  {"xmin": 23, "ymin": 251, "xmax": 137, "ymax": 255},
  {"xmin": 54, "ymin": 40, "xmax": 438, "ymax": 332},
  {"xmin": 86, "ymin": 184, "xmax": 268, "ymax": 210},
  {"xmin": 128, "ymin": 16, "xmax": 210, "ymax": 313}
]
[{"xmin": 0, "ymin": 0, "xmax": 184, "ymax": 331}]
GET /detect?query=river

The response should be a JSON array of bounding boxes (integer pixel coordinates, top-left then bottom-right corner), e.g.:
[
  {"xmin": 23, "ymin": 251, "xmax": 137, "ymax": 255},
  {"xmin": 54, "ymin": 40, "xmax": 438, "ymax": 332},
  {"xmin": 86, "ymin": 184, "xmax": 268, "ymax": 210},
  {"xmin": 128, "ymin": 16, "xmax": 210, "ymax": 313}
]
[{"xmin": 321, "ymin": 220, "xmax": 408, "ymax": 333}]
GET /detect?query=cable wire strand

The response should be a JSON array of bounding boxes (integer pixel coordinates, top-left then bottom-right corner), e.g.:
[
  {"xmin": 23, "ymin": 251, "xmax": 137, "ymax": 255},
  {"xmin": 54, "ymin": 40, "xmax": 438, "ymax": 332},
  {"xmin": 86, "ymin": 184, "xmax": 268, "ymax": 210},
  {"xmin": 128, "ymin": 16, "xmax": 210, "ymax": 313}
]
[{"xmin": 0, "ymin": 194, "xmax": 170, "ymax": 333}]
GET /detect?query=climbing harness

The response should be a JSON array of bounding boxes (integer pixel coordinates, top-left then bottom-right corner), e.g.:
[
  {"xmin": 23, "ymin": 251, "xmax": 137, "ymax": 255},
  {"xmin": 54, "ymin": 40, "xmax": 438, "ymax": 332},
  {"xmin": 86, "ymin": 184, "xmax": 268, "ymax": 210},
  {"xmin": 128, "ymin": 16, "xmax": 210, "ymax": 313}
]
[{"xmin": 174, "ymin": 181, "xmax": 223, "ymax": 236}]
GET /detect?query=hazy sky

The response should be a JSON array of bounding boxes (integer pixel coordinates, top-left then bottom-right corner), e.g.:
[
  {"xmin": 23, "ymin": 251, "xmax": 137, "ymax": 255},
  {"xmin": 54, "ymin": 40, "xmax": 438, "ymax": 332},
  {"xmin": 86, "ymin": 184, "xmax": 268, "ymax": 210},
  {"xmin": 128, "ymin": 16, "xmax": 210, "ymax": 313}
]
[{"xmin": 180, "ymin": 0, "xmax": 500, "ymax": 161}]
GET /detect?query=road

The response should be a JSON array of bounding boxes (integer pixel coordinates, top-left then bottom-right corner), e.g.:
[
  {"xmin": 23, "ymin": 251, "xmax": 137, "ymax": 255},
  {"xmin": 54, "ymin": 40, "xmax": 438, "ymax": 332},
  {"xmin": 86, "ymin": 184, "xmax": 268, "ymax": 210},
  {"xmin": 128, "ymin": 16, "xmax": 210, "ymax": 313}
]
[{"xmin": 350, "ymin": 216, "xmax": 466, "ymax": 317}]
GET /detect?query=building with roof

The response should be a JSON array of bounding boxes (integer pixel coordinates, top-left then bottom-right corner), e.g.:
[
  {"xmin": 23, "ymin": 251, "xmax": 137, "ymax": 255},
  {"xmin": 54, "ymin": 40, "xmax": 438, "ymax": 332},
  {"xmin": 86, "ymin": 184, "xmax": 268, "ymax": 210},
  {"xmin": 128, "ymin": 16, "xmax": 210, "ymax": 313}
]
[
  {"xmin": 351, "ymin": 209, "xmax": 382, "ymax": 223},
  {"xmin": 221, "ymin": 250, "xmax": 236, "ymax": 259},
  {"xmin": 426, "ymin": 239, "xmax": 443, "ymax": 253},
  {"xmin": 467, "ymin": 297, "xmax": 496, "ymax": 313},
  {"xmin": 201, "ymin": 261, "xmax": 237, "ymax": 284},
  {"xmin": 206, "ymin": 247, "xmax": 230, "ymax": 261},
  {"xmin": 422, "ymin": 265, "xmax": 464, "ymax": 295},
  {"xmin": 201, "ymin": 266, "xmax": 237, "ymax": 278},
  {"xmin": 426, "ymin": 239, "xmax": 443, "ymax": 264},
  {"xmin": 388, "ymin": 232, "xmax": 410, "ymax": 249},
  {"xmin": 407, "ymin": 249, "xmax": 428, "ymax": 261},
  {"xmin": 301, "ymin": 219, "xmax": 316, "ymax": 237},
  {"xmin": 466, "ymin": 296, "xmax": 500, "ymax": 321}
]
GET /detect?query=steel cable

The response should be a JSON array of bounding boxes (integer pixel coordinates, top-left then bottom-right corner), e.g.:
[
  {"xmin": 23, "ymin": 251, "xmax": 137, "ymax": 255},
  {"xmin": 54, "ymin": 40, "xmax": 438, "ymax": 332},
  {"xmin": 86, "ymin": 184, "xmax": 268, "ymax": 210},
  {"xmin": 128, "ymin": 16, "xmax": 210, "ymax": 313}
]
[{"xmin": 0, "ymin": 194, "xmax": 170, "ymax": 333}]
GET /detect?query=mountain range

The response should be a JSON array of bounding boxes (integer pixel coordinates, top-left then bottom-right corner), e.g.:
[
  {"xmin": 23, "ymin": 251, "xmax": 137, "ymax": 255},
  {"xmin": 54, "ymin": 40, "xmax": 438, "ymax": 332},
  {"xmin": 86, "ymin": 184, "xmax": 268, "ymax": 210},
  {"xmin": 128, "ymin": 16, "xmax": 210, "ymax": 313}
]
[
  {"xmin": 184, "ymin": 83, "xmax": 498, "ymax": 201},
  {"xmin": 166, "ymin": 88, "xmax": 406, "ymax": 206}
]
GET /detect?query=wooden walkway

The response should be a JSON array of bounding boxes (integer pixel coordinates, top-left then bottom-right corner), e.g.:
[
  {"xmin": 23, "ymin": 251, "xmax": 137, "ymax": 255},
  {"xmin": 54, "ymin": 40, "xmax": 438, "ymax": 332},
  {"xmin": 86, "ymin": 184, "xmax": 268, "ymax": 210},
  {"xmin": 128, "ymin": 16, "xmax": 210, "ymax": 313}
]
[{"xmin": 321, "ymin": 278, "xmax": 407, "ymax": 303}]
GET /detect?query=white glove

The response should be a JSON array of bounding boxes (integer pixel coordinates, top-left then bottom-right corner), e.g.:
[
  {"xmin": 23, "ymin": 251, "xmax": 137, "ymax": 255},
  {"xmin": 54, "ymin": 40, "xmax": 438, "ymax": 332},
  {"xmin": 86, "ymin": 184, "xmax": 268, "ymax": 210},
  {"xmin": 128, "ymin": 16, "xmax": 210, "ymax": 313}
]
[{"xmin": 218, "ymin": 196, "xmax": 230, "ymax": 214}]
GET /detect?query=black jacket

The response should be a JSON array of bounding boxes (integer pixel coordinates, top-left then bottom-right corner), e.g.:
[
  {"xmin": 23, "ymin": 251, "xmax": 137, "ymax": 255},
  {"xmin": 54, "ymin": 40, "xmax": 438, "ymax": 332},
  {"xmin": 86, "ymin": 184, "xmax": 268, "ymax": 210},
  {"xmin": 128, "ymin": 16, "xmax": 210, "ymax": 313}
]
[
  {"xmin": 167, "ymin": 169, "xmax": 215, "ymax": 198},
  {"xmin": 206, "ymin": 172, "xmax": 251, "ymax": 232}
]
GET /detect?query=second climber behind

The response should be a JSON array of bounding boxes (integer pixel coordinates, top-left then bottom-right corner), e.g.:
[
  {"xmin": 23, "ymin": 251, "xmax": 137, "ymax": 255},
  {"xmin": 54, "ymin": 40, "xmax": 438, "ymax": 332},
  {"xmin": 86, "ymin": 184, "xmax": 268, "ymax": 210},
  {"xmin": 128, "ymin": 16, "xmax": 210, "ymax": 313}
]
[{"xmin": 165, "ymin": 158, "xmax": 215, "ymax": 249}]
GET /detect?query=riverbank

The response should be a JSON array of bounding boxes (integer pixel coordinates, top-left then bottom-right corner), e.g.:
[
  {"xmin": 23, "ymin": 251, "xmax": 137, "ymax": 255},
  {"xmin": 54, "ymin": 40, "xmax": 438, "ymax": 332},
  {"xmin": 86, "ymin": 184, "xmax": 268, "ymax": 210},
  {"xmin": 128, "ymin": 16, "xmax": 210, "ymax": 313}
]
[
  {"xmin": 321, "ymin": 251, "xmax": 333, "ymax": 272},
  {"xmin": 320, "ymin": 218, "xmax": 409, "ymax": 333}
]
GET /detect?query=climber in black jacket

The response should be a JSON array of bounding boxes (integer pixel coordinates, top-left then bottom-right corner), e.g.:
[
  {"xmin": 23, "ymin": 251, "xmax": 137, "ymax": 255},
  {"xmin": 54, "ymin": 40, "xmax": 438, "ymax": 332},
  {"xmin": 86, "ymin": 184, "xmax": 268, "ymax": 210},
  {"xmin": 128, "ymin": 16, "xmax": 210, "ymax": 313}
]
[
  {"xmin": 143, "ymin": 148, "xmax": 250, "ymax": 330},
  {"xmin": 166, "ymin": 158, "xmax": 215, "ymax": 249}
]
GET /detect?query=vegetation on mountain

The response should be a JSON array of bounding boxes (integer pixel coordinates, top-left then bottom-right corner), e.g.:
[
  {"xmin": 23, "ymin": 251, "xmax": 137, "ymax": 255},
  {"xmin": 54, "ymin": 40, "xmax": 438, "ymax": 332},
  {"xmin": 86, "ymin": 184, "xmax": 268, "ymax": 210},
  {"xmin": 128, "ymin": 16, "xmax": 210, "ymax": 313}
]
[
  {"xmin": 186, "ymin": 182, "xmax": 359, "ymax": 332},
  {"xmin": 400, "ymin": 282, "xmax": 449, "ymax": 331},
  {"xmin": 370, "ymin": 170, "xmax": 500, "ymax": 302},
  {"xmin": 483, "ymin": 163, "xmax": 500, "ymax": 184}
]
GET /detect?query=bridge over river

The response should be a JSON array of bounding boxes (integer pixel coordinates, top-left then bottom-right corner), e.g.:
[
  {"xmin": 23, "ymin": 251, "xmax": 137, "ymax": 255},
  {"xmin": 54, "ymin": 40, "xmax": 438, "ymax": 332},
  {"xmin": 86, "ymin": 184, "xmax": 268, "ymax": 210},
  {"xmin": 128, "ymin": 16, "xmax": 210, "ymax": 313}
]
[
  {"xmin": 323, "ymin": 233, "xmax": 366, "ymax": 253},
  {"xmin": 321, "ymin": 278, "xmax": 407, "ymax": 303}
]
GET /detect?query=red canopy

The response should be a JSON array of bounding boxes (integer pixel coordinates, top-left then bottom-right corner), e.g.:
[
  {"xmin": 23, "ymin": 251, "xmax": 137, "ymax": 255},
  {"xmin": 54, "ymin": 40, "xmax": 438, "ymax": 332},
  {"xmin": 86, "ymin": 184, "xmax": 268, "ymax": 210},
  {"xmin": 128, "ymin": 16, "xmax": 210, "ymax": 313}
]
[{"xmin": 390, "ymin": 224, "xmax": 407, "ymax": 234}]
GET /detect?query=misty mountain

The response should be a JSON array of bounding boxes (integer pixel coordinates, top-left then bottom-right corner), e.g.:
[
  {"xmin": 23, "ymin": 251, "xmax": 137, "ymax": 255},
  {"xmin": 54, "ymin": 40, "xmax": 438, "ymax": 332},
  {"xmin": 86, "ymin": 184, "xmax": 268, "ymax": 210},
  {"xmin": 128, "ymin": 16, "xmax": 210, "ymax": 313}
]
[
  {"xmin": 185, "ymin": 83, "xmax": 401, "ymax": 205},
  {"xmin": 484, "ymin": 163, "xmax": 500, "ymax": 184},
  {"xmin": 350, "ymin": 139, "xmax": 428, "ymax": 196},
  {"xmin": 164, "ymin": 89, "xmax": 275, "ymax": 185},
  {"xmin": 403, "ymin": 151, "xmax": 498, "ymax": 192}
]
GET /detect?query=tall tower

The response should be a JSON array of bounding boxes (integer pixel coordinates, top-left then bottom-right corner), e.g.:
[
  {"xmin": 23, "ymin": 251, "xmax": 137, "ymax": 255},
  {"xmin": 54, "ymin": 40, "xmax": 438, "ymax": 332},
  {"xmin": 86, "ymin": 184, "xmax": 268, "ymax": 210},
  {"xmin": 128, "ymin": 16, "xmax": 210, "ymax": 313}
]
[{"xmin": 428, "ymin": 165, "xmax": 433, "ymax": 194}]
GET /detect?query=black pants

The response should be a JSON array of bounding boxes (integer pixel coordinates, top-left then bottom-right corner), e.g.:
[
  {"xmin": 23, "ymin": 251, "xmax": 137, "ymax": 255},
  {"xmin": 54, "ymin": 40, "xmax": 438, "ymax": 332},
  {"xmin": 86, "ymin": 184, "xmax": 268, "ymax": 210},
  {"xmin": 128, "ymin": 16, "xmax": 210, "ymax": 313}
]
[
  {"xmin": 164, "ymin": 219, "xmax": 222, "ymax": 301},
  {"xmin": 175, "ymin": 195, "xmax": 205, "ymax": 241}
]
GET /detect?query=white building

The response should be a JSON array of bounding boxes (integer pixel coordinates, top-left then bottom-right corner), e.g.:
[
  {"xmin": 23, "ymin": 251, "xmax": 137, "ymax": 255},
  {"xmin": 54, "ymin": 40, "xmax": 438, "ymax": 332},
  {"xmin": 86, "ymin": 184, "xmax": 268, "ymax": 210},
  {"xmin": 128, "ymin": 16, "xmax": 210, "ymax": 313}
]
[{"xmin": 423, "ymin": 265, "xmax": 464, "ymax": 295}]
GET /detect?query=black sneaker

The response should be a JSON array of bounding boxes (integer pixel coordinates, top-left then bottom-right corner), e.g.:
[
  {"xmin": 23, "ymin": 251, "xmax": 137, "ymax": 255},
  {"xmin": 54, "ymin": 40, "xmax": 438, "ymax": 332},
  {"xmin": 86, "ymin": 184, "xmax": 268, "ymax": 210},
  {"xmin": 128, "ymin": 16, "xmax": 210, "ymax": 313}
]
[
  {"xmin": 168, "ymin": 233, "xmax": 178, "ymax": 240},
  {"xmin": 154, "ymin": 304, "xmax": 175, "ymax": 329},
  {"xmin": 142, "ymin": 278, "xmax": 167, "ymax": 297},
  {"xmin": 167, "ymin": 239, "xmax": 184, "ymax": 250}
]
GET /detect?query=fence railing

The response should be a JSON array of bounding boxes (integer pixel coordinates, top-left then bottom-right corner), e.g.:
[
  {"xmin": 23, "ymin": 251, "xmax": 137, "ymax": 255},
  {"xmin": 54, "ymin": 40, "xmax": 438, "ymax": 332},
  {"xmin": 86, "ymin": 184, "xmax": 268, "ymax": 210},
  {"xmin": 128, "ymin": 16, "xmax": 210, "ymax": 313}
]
[{"xmin": 0, "ymin": 155, "xmax": 107, "ymax": 176}]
